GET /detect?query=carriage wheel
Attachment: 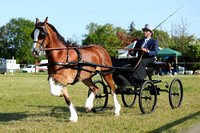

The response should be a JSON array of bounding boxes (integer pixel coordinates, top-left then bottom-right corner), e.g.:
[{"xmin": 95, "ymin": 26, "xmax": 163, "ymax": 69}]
[
  {"xmin": 88, "ymin": 80, "xmax": 108, "ymax": 113},
  {"xmin": 169, "ymin": 78, "xmax": 183, "ymax": 109},
  {"xmin": 139, "ymin": 80, "xmax": 157, "ymax": 114},
  {"xmin": 121, "ymin": 86, "xmax": 137, "ymax": 107}
]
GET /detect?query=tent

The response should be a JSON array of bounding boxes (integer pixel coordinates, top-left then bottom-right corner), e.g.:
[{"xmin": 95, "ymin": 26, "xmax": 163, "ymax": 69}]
[
  {"xmin": 156, "ymin": 48, "xmax": 182, "ymax": 57},
  {"xmin": 156, "ymin": 48, "xmax": 183, "ymax": 71}
]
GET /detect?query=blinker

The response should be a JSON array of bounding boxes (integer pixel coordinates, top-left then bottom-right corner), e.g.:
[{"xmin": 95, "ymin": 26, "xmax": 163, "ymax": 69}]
[{"xmin": 31, "ymin": 27, "xmax": 46, "ymax": 40}]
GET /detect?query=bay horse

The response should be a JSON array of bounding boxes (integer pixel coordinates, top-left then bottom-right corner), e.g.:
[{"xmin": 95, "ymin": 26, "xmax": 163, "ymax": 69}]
[
  {"xmin": 31, "ymin": 17, "xmax": 121, "ymax": 122},
  {"xmin": 155, "ymin": 56, "xmax": 176, "ymax": 77}
]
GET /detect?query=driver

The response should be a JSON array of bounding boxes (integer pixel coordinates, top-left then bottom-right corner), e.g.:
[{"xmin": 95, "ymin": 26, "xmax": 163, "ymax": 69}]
[{"xmin": 128, "ymin": 24, "xmax": 159, "ymax": 80}]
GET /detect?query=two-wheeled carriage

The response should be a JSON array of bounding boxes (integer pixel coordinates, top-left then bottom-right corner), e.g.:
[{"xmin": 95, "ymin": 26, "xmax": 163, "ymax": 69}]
[{"xmin": 88, "ymin": 59, "xmax": 183, "ymax": 114}]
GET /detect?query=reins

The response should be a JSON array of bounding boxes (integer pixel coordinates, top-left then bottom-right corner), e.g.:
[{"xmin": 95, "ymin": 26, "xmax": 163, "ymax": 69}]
[
  {"xmin": 133, "ymin": 52, "xmax": 144, "ymax": 70},
  {"xmin": 42, "ymin": 45, "xmax": 93, "ymax": 51},
  {"xmin": 43, "ymin": 46, "xmax": 144, "ymax": 71}
]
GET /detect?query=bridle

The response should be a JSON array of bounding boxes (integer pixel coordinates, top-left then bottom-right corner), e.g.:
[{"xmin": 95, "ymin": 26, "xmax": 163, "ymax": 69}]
[{"xmin": 31, "ymin": 25, "xmax": 49, "ymax": 49}]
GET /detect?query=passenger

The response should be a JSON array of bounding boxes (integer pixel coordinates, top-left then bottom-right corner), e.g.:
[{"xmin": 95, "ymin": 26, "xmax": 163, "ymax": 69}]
[{"xmin": 128, "ymin": 24, "xmax": 159, "ymax": 80}]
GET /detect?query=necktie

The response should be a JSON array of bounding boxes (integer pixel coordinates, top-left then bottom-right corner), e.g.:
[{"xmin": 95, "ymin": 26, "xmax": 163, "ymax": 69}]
[{"xmin": 142, "ymin": 39, "xmax": 147, "ymax": 48}]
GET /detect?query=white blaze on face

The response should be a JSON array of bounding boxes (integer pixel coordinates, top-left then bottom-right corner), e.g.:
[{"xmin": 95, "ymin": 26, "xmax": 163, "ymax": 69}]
[{"xmin": 31, "ymin": 29, "xmax": 40, "ymax": 53}]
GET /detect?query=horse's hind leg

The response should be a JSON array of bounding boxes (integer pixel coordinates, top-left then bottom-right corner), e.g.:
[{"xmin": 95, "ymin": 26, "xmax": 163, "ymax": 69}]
[
  {"xmin": 62, "ymin": 87, "xmax": 78, "ymax": 122},
  {"xmin": 157, "ymin": 68, "xmax": 160, "ymax": 77},
  {"xmin": 169, "ymin": 69, "xmax": 173, "ymax": 77},
  {"xmin": 82, "ymin": 78, "xmax": 98, "ymax": 113},
  {"xmin": 103, "ymin": 73, "xmax": 121, "ymax": 116}
]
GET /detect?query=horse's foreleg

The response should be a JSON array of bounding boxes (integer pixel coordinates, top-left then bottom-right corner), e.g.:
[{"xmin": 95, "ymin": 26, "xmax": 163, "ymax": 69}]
[{"xmin": 62, "ymin": 87, "xmax": 78, "ymax": 122}]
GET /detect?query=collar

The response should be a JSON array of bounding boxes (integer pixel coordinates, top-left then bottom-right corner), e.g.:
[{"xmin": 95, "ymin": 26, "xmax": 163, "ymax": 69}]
[{"xmin": 144, "ymin": 37, "xmax": 151, "ymax": 42}]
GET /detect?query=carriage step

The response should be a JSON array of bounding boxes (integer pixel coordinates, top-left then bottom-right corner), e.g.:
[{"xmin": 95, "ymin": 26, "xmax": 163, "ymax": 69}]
[
  {"xmin": 152, "ymin": 80, "xmax": 162, "ymax": 84},
  {"xmin": 116, "ymin": 88, "xmax": 135, "ymax": 94}
]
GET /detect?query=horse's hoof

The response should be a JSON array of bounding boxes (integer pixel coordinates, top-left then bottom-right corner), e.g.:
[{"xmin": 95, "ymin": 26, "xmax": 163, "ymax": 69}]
[
  {"xmin": 67, "ymin": 120, "xmax": 77, "ymax": 123},
  {"xmin": 86, "ymin": 107, "xmax": 91, "ymax": 113},
  {"xmin": 113, "ymin": 113, "xmax": 120, "ymax": 117}
]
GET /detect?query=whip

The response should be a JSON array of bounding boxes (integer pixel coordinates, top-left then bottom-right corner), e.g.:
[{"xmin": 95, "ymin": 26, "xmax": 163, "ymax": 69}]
[{"xmin": 153, "ymin": 6, "xmax": 183, "ymax": 31}]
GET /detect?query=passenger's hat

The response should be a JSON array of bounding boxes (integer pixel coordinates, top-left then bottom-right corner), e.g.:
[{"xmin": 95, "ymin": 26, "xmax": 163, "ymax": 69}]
[{"xmin": 142, "ymin": 24, "xmax": 154, "ymax": 34}]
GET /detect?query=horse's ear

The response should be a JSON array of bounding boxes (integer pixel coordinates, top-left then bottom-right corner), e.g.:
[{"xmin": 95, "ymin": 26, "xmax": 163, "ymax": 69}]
[
  {"xmin": 36, "ymin": 18, "xmax": 39, "ymax": 24},
  {"xmin": 43, "ymin": 17, "xmax": 48, "ymax": 25}
]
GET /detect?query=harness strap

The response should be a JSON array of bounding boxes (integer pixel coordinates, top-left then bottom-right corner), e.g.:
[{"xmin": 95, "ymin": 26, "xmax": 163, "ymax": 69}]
[{"xmin": 71, "ymin": 48, "xmax": 83, "ymax": 85}]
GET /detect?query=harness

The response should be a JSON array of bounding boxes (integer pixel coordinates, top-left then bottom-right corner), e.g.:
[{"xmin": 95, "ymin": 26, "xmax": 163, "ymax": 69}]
[
  {"xmin": 72, "ymin": 48, "xmax": 83, "ymax": 85},
  {"xmin": 33, "ymin": 25, "xmax": 139, "ymax": 85}
]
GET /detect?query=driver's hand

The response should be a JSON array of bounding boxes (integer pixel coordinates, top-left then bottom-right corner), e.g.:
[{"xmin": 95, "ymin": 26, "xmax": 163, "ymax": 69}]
[{"xmin": 141, "ymin": 48, "xmax": 149, "ymax": 53}]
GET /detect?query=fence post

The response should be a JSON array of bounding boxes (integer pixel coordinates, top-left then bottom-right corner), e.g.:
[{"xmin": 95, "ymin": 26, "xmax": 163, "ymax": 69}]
[{"xmin": 35, "ymin": 60, "xmax": 37, "ymax": 74}]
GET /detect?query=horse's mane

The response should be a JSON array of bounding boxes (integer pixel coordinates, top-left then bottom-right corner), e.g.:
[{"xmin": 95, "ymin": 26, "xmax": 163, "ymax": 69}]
[
  {"xmin": 47, "ymin": 23, "xmax": 66, "ymax": 45},
  {"xmin": 41, "ymin": 22, "xmax": 78, "ymax": 47}
]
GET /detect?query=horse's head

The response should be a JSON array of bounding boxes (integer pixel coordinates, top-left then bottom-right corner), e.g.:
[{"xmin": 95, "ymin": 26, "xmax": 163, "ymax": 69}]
[{"xmin": 31, "ymin": 17, "xmax": 49, "ymax": 57}]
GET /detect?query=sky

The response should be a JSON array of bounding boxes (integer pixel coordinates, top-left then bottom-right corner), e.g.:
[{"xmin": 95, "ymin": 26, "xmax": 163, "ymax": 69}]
[{"xmin": 0, "ymin": 0, "xmax": 199, "ymax": 45}]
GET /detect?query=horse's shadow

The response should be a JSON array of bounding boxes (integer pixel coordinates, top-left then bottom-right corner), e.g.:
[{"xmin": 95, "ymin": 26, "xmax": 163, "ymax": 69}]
[
  {"xmin": 0, "ymin": 112, "xmax": 28, "ymax": 123},
  {"xmin": 0, "ymin": 105, "xmax": 115, "ymax": 123},
  {"xmin": 0, "ymin": 105, "xmax": 85, "ymax": 123}
]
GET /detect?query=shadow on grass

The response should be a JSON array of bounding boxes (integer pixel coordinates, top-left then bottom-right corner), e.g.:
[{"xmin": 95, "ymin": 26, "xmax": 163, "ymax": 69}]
[
  {"xmin": 25, "ymin": 105, "xmax": 86, "ymax": 113},
  {"xmin": 0, "ymin": 112, "xmax": 28, "ymax": 123},
  {"xmin": 0, "ymin": 105, "xmax": 116, "ymax": 123},
  {"xmin": 26, "ymin": 104, "xmax": 114, "ymax": 114},
  {"xmin": 150, "ymin": 111, "xmax": 200, "ymax": 133}
]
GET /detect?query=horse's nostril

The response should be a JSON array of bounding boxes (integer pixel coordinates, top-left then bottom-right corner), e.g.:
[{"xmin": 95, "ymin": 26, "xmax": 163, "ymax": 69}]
[{"xmin": 35, "ymin": 51, "xmax": 39, "ymax": 56}]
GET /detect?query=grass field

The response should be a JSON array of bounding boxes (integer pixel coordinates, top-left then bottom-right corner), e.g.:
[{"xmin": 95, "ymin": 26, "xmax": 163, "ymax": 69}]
[{"xmin": 0, "ymin": 72, "xmax": 200, "ymax": 132}]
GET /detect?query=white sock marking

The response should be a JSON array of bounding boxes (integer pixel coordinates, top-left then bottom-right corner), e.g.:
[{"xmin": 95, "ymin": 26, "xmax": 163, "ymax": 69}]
[{"xmin": 85, "ymin": 92, "xmax": 94, "ymax": 109}]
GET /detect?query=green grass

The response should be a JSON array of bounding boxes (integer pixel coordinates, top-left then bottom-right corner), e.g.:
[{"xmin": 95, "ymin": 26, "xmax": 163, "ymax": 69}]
[{"xmin": 0, "ymin": 73, "xmax": 200, "ymax": 132}]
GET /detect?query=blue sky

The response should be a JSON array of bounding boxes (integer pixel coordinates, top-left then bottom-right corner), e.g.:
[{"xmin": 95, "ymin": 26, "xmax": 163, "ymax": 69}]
[{"xmin": 0, "ymin": 0, "xmax": 199, "ymax": 44}]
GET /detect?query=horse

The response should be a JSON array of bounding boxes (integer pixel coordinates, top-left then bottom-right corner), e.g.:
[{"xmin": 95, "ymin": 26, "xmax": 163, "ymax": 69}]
[
  {"xmin": 31, "ymin": 17, "xmax": 121, "ymax": 122},
  {"xmin": 155, "ymin": 56, "xmax": 176, "ymax": 77}
]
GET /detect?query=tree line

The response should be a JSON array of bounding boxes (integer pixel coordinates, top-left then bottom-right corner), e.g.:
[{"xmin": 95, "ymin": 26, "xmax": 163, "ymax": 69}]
[{"xmin": 0, "ymin": 18, "xmax": 200, "ymax": 69}]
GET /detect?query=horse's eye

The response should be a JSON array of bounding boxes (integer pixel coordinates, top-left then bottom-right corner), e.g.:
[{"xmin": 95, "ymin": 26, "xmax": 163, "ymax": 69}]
[{"xmin": 38, "ymin": 32, "xmax": 46, "ymax": 40}]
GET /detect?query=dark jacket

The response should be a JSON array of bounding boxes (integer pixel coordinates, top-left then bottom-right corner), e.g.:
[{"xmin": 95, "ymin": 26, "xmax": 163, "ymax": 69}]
[{"xmin": 131, "ymin": 38, "xmax": 159, "ymax": 58}]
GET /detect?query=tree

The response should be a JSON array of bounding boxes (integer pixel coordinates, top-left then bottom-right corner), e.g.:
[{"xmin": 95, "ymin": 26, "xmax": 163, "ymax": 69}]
[
  {"xmin": 117, "ymin": 32, "xmax": 139, "ymax": 47},
  {"xmin": 82, "ymin": 22, "xmax": 124, "ymax": 57},
  {"xmin": 0, "ymin": 18, "xmax": 35, "ymax": 64},
  {"xmin": 169, "ymin": 19, "xmax": 197, "ymax": 58},
  {"xmin": 168, "ymin": 19, "xmax": 200, "ymax": 70},
  {"xmin": 128, "ymin": 21, "xmax": 143, "ymax": 39},
  {"xmin": 153, "ymin": 29, "xmax": 171, "ymax": 48}
]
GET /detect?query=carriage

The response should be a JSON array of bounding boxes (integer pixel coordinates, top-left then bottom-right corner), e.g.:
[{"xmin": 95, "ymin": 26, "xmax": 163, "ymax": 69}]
[
  {"xmin": 31, "ymin": 17, "xmax": 183, "ymax": 122},
  {"xmin": 88, "ymin": 58, "xmax": 183, "ymax": 114}
]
